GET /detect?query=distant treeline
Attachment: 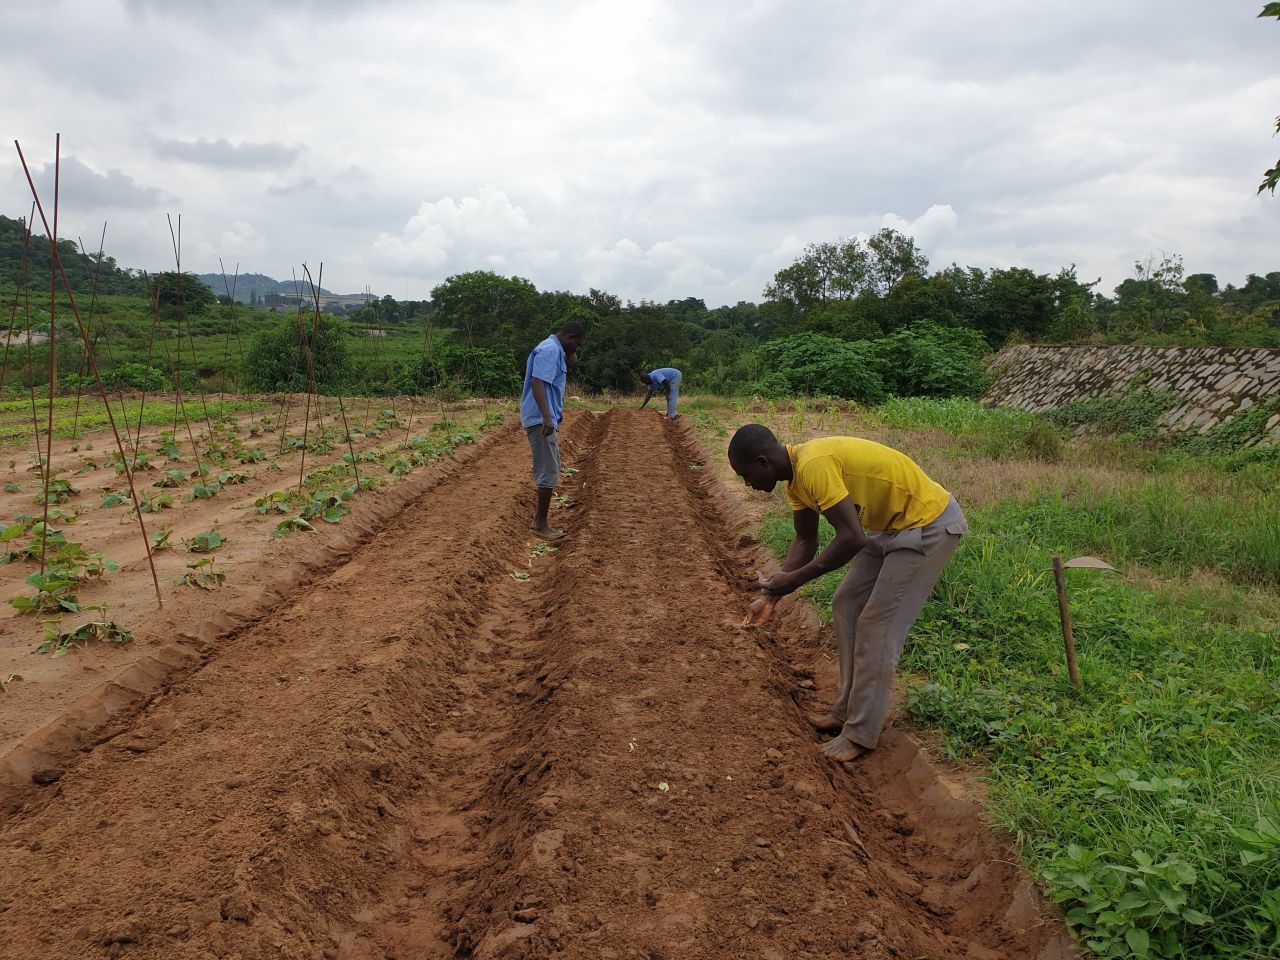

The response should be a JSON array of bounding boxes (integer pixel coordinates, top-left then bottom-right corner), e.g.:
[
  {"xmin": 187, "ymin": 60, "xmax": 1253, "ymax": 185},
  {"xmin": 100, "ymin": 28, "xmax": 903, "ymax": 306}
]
[
  {"xmin": 330, "ymin": 230, "xmax": 1279, "ymax": 400},
  {"xmin": 2, "ymin": 213, "xmax": 1278, "ymax": 402}
]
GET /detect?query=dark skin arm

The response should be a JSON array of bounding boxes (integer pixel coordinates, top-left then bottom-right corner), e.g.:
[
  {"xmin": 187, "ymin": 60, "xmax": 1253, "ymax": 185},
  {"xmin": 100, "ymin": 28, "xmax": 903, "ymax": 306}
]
[
  {"xmin": 781, "ymin": 507, "xmax": 819, "ymax": 572},
  {"xmin": 531, "ymin": 378, "xmax": 555, "ymax": 437},
  {"xmin": 744, "ymin": 500, "xmax": 867, "ymax": 627},
  {"xmin": 640, "ymin": 386, "xmax": 655, "ymax": 409},
  {"xmin": 758, "ymin": 497, "xmax": 867, "ymax": 597},
  {"xmin": 743, "ymin": 509, "xmax": 817, "ymax": 626}
]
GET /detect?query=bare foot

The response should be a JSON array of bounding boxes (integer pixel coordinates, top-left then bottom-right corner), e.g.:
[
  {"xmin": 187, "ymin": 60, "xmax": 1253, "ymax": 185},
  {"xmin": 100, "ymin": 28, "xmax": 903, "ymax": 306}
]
[
  {"xmin": 533, "ymin": 526, "xmax": 566, "ymax": 541},
  {"xmin": 820, "ymin": 735, "xmax": 868, "ymax": 763},
  {"xmin": 807, "ymin": 713, "xmax": 844, "ymax": 735}
]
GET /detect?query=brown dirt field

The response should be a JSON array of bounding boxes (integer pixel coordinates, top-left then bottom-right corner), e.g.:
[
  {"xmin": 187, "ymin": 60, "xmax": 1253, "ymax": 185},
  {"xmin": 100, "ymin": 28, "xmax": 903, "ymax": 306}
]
[
  {"xmin": 0, "ymin": 397, "xmax": 505, "ymax": 765},
  {"xmin": 0, "ymin": 408, "xmax": 1072, "ymax": 958}
]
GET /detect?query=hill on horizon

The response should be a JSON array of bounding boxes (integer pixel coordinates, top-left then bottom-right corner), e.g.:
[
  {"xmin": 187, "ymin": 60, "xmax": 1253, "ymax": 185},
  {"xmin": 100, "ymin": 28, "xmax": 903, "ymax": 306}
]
[{"xmin": 194, "ymin": 272, "xmax": 352, "ymax": 304}]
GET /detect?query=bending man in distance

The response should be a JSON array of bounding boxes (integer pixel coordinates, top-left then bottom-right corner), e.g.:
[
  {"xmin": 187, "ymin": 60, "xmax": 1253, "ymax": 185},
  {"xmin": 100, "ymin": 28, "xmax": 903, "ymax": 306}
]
[
  {"xmin": 639, "ymin": 367, "xmax": 683, "ymax": 420},
  {"xmin": 729, "ymin": 424, "xmax": 968, "ymax": 762}
]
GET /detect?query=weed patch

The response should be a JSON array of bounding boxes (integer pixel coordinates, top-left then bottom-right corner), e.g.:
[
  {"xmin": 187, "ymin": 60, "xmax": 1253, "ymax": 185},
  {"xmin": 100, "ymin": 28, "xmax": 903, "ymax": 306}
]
[{"xmin": 759, "ymin": 503, "xmax": 1280, "ymax": 959}]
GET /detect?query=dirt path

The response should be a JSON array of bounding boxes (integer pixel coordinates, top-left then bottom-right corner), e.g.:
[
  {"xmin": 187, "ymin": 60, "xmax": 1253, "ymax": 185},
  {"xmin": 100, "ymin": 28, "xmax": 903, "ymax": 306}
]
[{"xmin": 0, "ymin": 409, "xmax": 1069, "ymax": 958}]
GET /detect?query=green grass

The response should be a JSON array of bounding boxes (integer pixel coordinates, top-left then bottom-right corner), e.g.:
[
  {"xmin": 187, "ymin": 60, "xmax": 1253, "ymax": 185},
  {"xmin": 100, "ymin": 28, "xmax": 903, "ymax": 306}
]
[
  {"xmin": 759, "ymin": 495, "xmax": 1280, "ymax": 959},
  {"xmin": 1046, "ymin": 386, "xmax": 1182, "ymax": 440},
  {"xmin": 1, "ymin": 287, "xmax": 447, "ymax": 398},
  {"xmin": 0, "ymin": 396, "xmax": 266, "ymax": 448},
  {"xmin": 739, "ymin": 396, "xmax": 1280, "ymax": 959},
  {"xmin": 869, "ymin": 396, "xmax": 1068, "ymax": 462},
  {"xmin": 872, "ymin": 395, "xmax": 1041, "ymax": 434},
  {"xmin": 709, "ymin": 389, "xmax": 1280, "ymax": 952},
  {"xmin": 981, "ymin": 485, "xmax": 1280, "ymax": 589}
]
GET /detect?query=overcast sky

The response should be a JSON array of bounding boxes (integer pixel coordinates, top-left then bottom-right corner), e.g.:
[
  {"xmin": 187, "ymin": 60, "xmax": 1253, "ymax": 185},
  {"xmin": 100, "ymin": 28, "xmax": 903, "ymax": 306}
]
[{"xmin": 3, "ymin": 0, "xmax": 1277, "ymax": 305}]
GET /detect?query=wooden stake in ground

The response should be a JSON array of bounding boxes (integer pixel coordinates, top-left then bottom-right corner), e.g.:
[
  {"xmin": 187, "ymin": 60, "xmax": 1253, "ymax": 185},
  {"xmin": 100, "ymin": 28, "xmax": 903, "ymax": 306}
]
[
  {"xmin": 38, "ymin": 135, "xmax": 61, "ymax": 580},
  {"xmin": 15, "ymin": 136, "xmax": 164, "ymax": 609},
  {"xmin": 1050, "ymin": 555, "xmax": 1081, "ymax": 690},
  {"xmin": 1050, "ymin": 554, "xmax": 1118, "ymax": 691}
]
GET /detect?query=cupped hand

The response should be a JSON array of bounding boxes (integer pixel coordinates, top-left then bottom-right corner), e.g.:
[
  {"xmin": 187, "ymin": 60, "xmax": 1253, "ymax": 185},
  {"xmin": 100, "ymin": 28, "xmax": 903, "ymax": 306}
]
[{"xmin": 741, "ymin": 595, "xmax": 777, "ymax": 628}]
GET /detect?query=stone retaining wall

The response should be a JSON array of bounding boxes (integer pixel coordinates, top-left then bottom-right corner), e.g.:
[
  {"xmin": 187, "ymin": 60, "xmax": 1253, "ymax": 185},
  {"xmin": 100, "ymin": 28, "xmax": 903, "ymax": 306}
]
[{"xmin": 983, "ymin": 345, "xmax": 1280, "ymax": 441}]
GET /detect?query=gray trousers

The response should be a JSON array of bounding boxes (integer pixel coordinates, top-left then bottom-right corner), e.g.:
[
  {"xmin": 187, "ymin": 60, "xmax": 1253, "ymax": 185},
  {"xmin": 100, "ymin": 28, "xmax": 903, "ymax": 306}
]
[
  {"xmin": 664, "ymin": 374, "xmax": 681, "ymax": 418},
  {"xmin": 830, "ymin": 497, "xmax": 968, "ymax": 749}
]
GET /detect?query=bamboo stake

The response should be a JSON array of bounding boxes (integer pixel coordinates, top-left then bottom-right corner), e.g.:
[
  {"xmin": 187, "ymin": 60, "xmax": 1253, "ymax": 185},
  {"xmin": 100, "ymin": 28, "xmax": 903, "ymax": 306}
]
[
  {"xmin": 303, "ymin": 264, "xmax": 360, "ymax": 493},
  {"xmin": 15, "ymin": 137, "xmax": 163, "ymax": 608},
  {"xmin": 1051, "ymin": 554, "xmax": 1081, "ymax": 690},
  {"xmin": 38, "ymin": 135, "xmax": 60, "ymax": 580},
  {"xmin": 148, "ymin": 273, "xmax": 205, "ymax": 482},
  {"xmin": 167, "ymin": 216, "xmax": 214, "ymax": 442},
  {"xmin": 131, "ymin": 275, "xmax": 165, "ymax": 456},
  {"xmin": 292, "ymin": 268, "xmax": 316, "ymax": 492},
  {"xmin": 21, "ymin": 248, "xmax": 44, "ymax": 484}
]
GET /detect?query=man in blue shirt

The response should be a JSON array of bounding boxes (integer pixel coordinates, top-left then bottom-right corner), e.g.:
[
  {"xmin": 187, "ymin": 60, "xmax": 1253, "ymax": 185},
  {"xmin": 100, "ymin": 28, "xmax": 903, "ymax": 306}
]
[
  {"xmin": 521, "ymin": 321, "xmax": 586, "ymax": 539},
  {"xmin": 640, "ymin": 367, "xmax": 683, "ymax": 419}
]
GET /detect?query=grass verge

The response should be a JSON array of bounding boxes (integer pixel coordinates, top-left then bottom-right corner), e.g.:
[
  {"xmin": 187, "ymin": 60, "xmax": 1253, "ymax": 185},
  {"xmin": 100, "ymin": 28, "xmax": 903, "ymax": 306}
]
[{"xmin": 759, "ymin": 499, "xmax": 1280, "ymax": 960}]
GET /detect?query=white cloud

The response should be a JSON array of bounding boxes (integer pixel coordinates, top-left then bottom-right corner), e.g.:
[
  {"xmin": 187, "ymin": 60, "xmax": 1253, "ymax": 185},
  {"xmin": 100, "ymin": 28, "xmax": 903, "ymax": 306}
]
[
  {"xmin": 1, "ymin": 0, "xmax": 1276, "ymax": 302},
  {"xmin": 582, "ymin": 238, "xmax": 728, "ymax": 303},
  {"xmin": 371, "ymin": 187, "xmax": 549, "ymax": 279},
  {"xmin": 880, "ymin": 205, "xmax": 960, "ymax": 252}
]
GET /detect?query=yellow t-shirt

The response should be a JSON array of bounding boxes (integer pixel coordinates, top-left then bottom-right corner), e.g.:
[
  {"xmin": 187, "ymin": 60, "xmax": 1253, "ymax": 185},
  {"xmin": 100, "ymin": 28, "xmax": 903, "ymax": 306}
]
[{"xmin": 785, "ymin": 436, "xmax": 950, "ymax": 532}]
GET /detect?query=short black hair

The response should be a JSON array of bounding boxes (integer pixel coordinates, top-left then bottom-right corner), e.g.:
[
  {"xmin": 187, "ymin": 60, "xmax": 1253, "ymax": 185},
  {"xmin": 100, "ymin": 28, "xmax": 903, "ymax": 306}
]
[
  {"xmin": 559, "ymin": 320, "xmax": 586, "ymax": 337},
  {"xmin": 728, "ymin": 423, "xmax": 777, "ymax": 462}
]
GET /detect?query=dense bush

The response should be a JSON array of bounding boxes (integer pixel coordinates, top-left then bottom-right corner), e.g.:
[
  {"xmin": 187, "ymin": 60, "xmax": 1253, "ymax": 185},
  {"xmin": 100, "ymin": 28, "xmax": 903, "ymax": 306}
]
[
  {"xmin": 101, "ymin": 362, "xmax": 167, "ymax": 392},
  {"xmin": 743, "ymin": 322, "xmax": 989, "ymax": 401},
  {"xmin": 394, "ymin": 344, "xmax": 519, "ymax": 396},
  {"xmin": 750, "ymin": 333, "xmax": 885, "ymax": 401},
  {"xmin": 867, "ymin": 322, "xmax": 991, "ymax": 398},
  {"xmin": 245, "ymin": 314, "xmax": 353, "ymax": 393}
]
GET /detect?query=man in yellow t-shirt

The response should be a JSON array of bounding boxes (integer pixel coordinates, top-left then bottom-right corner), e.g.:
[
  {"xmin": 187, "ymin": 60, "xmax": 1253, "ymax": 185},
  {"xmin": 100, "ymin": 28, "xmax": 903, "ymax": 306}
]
[{"xmin": 728, "ymin": 424, "xmax": 968, "ymax": 763}]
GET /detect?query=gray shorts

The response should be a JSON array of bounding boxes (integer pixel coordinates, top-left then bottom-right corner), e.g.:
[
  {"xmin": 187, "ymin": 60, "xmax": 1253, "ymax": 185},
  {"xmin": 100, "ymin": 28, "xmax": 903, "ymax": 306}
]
[{"xmin": 526, "ymin": 425, "xmax": 561, "ymax": 489}]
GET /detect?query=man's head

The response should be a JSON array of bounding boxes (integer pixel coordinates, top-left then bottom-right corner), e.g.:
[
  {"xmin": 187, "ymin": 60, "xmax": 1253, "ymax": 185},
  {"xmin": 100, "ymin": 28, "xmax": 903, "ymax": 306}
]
[
  {"xmin": 557, "ymin": 321, "xmax": 586, "ymax": 354},
  {"xmin": 727, "ymin": 423, "xmax": 790, "ymax": 491}
]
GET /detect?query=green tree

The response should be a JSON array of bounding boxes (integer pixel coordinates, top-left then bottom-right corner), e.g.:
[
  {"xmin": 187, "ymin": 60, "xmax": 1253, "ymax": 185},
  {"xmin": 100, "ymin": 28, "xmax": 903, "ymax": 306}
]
[
  {"xmin": 1048, "ymin": 296, "xmax": 1097, "ymax": 342},
  {"xmin": 764, "ymin": 237, "xmax": 871, "ymax": 311},
  {"xmin": 1112, "ymin": 253, "xmax": 1189, "ymax": 335},
  {"xmin": 430, "ymin": 271, "xmax": 540, "ymax": 351},
  {"xmin": 572, "ymin": 302, "xmax": 689, "ymax": 391},
  {"xmin": 150, "ymin": 271, "xmax": 216, "ymax": 316},
  {"xmin": 763, "ymin": 229, "xmax": 927, "ymax": 320},
  {"xmin": 867, "ymin": 322, "xmax": 990, "ymax": 398},
  {"xmin": 1260, "ymin": 4, "xmax": 1279, "ymax": 194},
  {"xmin": 0, "ymin": 214, "xmax": 146, "ymax": 295},
  {"xmin": 686, "ymin": 328, "xmax": 761, "ymax": 392},
  {"xmin": 245, "ymin": 313, "xmax": 353, "ymax": 392},
  {"xmin": 866, "ymin": 227, "xmax": 928, "ymax": 295}
]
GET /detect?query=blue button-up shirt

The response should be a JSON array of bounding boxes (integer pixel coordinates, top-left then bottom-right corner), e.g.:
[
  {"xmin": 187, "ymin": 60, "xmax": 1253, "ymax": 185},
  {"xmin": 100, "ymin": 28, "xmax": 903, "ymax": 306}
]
[{"xmin": 520, "ymin": 335, "xmax": 567, "ymax": 428}]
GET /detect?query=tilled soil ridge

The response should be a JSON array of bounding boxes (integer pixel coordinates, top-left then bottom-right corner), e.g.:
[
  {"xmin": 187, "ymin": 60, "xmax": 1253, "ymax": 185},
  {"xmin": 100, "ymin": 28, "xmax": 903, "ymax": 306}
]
[
  {"xmin": 0, "ymin": 408, "xmax": 1070, "ymax": 958},
  {"xmin": 0, "ymin": 410, "xmax": 510, "ymax": 813}
]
